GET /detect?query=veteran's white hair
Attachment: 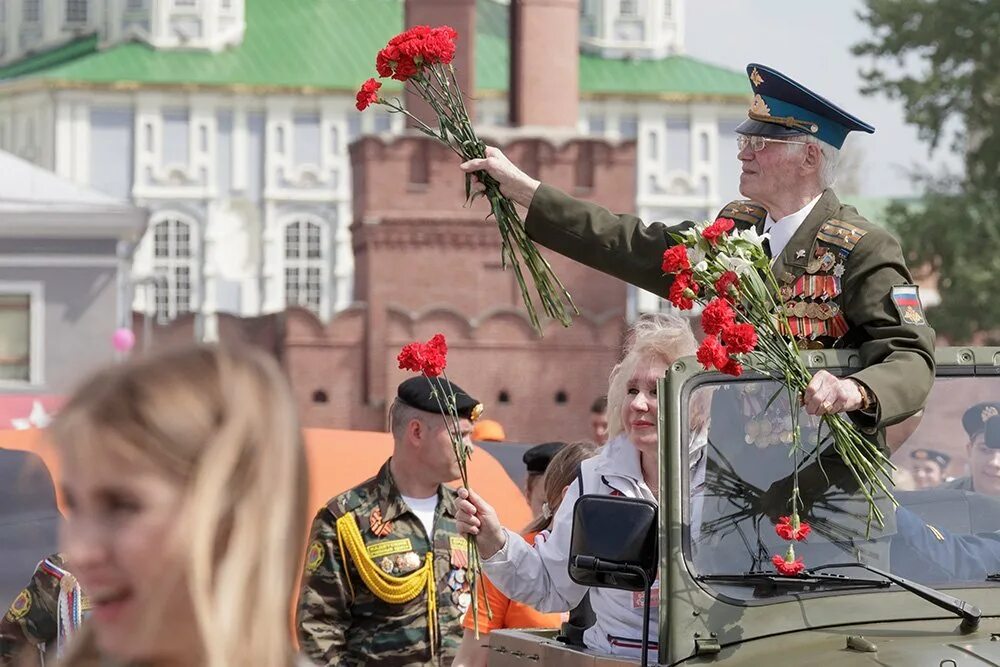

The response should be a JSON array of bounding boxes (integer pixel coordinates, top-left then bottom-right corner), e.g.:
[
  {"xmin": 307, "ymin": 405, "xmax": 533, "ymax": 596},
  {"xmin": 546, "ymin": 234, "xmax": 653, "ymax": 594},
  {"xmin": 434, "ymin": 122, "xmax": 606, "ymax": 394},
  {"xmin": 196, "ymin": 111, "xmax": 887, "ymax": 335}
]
[{"xmin": 800, "ymin": 134, "xmax": 840, "ymax": 189}]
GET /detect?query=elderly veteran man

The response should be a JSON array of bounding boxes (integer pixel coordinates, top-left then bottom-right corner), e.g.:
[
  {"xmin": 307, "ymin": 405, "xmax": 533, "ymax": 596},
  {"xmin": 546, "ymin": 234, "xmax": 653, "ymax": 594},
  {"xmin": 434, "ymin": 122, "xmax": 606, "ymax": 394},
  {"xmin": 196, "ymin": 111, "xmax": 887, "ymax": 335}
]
[
  {"xmin": 945, "ymin": 404, "xmax": 1000, "ymax": 497},
  {"xmin": 297, "ymin": 377, "xmax": 483, "ymax": 666},
  {"xmin": 461, "ymin": 62, "xmax": 934, "ymax": 434}
]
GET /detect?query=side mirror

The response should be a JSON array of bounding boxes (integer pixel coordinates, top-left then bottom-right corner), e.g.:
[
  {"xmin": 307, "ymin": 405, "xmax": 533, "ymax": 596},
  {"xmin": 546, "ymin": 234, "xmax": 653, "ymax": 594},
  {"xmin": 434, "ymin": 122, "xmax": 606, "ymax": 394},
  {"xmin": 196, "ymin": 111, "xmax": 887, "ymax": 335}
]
[{"xmin": 568, "ymin": 494, "xmax": 658, "ymax": 591}]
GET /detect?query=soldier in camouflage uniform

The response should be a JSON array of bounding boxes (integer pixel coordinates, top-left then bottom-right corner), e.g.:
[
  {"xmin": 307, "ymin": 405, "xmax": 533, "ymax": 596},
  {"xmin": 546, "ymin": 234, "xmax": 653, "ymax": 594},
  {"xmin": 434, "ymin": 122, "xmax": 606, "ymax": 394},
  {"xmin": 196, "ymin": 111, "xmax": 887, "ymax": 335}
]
[
  {"xmin": 298, "ymin": 377, "xmax": 484, "ymax": 666},
  {"xmin": 0, "ymin": 553, "xmax": 87, "ymax": 667}
]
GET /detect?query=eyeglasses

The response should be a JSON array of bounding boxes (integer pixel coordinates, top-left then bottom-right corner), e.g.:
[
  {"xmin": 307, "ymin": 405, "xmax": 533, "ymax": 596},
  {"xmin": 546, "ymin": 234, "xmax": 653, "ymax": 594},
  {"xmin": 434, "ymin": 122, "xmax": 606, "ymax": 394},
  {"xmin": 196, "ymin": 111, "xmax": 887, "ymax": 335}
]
[{"xmin": 737, "ymin": 135, "xmax": 808, "ymax": 153}]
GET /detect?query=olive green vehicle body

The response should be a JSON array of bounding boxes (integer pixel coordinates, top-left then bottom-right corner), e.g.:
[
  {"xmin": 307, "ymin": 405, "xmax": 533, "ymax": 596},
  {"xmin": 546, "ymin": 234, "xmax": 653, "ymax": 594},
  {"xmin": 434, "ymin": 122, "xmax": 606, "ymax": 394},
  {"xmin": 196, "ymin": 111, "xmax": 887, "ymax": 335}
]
[{"xmin": 488, "ymin": 347, "xmax": 1000, "ymax": 666}]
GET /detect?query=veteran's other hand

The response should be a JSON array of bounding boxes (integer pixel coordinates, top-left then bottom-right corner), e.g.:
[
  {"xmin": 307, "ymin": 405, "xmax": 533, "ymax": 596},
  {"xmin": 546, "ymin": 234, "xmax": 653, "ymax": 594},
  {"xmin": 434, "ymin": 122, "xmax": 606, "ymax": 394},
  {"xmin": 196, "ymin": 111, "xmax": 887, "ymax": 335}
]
[
  {"xmin": 456, "ymin": 487, "xmax": 506, "ymax": 559},
  {"xmin": 460, "ymin": 146, "xmax": 540, "ymax": 209},
  {"xmin": 804, "ymin": 370, "xmax": 863, "ymax": 416}
]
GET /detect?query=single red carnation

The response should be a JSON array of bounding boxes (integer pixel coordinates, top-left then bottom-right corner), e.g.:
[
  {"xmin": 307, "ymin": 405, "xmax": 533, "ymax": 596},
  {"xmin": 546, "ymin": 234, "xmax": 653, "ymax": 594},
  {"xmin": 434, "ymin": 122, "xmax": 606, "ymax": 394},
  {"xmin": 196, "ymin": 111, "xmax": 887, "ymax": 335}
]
[
  {"xmin": 714, "ymin": 270, "xmax": 740, "ymax": 302},
  {"xmin": 355, "ymin": 78, "xmax": 382, "ymax": 112},
  {"xmin": 702, "ymin": 217, "xmax": 736, "ymax": 245},
  {"xmin": 775, "ymin": 515, "xmax": 812, "ymax": 541},
  {"xmin": 719, "ymin": 357, "xmax": 743, "ymax": 377},
  {"xmin": 696, "ymin": 335, "xmax": 728, "ymax": 370},
  {"xmin": 772, "ymin": 553, "xmax": 806, "ymax": 576},
  {"xmin": 422, "ymin": 333, "xmax": 448, "ymax": 377},
  {"xmin": 701, "ymin": 298, "xmax": 736, "ymax": 336},
  {"xmin": 722, "ymin": 322, "xmax": 758, "ymax": 354},
  {"xmin": 668, "ymin": 272, "xmax": 699, "ymax": 310},
  {"xmin": 397, "ymin": 341, "xmax": 426, "ymax": 373},
  {"xmin": 661, "ymin": 245, "xmax": 690, "ymax": 274}
]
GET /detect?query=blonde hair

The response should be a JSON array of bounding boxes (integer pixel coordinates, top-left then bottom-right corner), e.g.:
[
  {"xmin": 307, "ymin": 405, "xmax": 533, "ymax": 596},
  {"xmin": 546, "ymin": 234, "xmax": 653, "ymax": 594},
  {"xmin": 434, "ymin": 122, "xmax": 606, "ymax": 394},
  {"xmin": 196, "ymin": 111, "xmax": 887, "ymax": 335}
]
[
  {"xmin": 523, "ymin": 440, "xmax": 600, "ymax": 534},
  {"xmin": 51, "ymin": 344, "xmax": 308, "ymax": 667},
  {"xmin": 606, "ymin": 313, "xmax": 698, "ymax": 441}
]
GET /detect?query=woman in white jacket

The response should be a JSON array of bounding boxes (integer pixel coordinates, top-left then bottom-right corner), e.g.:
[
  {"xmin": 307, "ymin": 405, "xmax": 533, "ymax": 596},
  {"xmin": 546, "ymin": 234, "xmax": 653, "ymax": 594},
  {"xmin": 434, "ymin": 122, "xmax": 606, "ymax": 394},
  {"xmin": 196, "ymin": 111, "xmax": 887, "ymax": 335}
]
[{"xmin": 456, "ymin": 313, "xmax": 698, "ymax": 660}]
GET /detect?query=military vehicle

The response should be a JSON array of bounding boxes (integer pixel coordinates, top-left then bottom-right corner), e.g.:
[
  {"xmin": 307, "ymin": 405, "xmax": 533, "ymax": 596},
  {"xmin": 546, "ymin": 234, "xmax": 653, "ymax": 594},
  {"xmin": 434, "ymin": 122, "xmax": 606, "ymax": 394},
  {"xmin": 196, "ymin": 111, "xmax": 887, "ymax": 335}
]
[{"xmin": 488, "ymin": 348, "xmax": 1000, "ymax": 665}]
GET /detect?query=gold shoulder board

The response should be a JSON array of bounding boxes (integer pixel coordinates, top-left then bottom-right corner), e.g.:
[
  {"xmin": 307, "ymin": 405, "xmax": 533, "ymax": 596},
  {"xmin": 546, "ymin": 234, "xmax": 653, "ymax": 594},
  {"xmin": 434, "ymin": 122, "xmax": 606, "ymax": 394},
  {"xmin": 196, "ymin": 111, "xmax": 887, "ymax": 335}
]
[
  {"xmin": 718, "ymin": 200, "xmax": 767, "ymax": 227},
  {"xmin": 817, "ymin": 219, "xmax": 868, "ymax": 252}
]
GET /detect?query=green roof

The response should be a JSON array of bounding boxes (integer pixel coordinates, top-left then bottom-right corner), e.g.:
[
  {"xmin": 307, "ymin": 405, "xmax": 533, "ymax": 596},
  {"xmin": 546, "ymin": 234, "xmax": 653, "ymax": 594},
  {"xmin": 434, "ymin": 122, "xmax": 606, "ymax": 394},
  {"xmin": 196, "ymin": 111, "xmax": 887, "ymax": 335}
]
[{"xmin": 0, "ymin": 0, "xmax": 749, "ymax": 100}]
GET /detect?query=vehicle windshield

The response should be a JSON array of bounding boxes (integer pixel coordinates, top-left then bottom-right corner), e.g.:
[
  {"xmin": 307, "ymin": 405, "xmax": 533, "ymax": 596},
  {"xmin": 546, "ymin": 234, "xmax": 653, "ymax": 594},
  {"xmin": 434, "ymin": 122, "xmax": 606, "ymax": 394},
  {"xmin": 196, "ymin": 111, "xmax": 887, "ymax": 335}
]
[{"xmin": 687, "ymin": 374, "xmax": 1000, "ymax": 602}]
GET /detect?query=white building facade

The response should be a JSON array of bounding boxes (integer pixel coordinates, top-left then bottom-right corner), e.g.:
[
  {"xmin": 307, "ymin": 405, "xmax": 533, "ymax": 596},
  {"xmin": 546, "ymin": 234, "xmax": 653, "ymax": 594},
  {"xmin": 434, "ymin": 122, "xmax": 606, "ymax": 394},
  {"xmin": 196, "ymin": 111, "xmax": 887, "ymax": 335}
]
[{"xmin": 0, "ymin": 0, "xmax": 748, "ymax": 327}]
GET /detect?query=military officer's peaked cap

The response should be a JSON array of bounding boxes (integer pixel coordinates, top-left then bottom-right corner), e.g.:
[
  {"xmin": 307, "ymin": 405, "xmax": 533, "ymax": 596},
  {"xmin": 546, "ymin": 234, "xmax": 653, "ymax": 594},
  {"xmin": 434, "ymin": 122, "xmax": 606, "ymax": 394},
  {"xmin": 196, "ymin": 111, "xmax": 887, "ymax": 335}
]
[
  {"xmin": 396, "ymin": 376, "xmax": 483, "ymax": 421},
  {"xmin": 910, "ymin": 448, "xmax": 951, "ymax": 469},
  {"xmin": 985, "ymin": 415, "xmax": 1000, "ymax": 450},
  {"xmin": 961, "ymin": 401, "xmax": 1000, "ymax": 439},
  {"xmin": 737, "ymin": 63, "xmax": 875, "ymax": 149},
  {"xmin": 522, "ymin": 441, "xmax": 568, "ymax": 475}
]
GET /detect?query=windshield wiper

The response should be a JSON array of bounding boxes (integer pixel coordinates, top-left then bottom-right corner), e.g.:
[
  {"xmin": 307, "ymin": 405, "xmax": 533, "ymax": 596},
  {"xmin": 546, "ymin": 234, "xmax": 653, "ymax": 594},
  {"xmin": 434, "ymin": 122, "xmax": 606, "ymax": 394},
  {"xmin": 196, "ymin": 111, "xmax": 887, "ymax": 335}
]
[
  {"xmin": 697, "ymin": 571, "xmax": 890, "ymax": 596},
  {"xmin": 986, "ymin": 573, "xmax": 1000, "ymax": 582},
  {"xmin": 811, "ymin": 563, "xmax": 980, "ymax": 632}
]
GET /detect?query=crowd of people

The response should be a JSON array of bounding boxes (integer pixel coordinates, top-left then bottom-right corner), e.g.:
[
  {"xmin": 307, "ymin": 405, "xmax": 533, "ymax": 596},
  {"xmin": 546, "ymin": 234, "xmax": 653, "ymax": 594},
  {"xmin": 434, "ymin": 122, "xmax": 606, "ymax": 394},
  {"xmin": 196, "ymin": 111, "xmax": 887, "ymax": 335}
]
[{"xmin": 1, "ymin": 60, "xmax": 998, "ymax": 667}]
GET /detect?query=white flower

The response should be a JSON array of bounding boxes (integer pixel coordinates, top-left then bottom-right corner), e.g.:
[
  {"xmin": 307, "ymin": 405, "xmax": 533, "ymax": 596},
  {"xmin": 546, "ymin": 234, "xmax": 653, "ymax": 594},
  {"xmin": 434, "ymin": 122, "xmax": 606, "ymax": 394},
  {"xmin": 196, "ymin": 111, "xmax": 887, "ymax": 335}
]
[
  {"xmin": 737, "ymin": 227, "xmax": 768, "ymax": 247},
  {"xmin": 687, "ymin": 245, "xmax": 706, "ymax": 265},
  {"xmin": 694, "ymin": 260, "xmax": 709, "ymax": 273}
]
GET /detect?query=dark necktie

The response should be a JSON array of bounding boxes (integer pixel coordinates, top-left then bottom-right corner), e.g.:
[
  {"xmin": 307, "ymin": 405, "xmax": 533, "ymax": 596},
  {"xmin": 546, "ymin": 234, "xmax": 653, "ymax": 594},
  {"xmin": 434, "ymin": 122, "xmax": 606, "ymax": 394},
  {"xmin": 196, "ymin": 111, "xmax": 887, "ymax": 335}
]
[{"xmin": 762, "ymin": 236, "xmax": 772, "ymax": 259}]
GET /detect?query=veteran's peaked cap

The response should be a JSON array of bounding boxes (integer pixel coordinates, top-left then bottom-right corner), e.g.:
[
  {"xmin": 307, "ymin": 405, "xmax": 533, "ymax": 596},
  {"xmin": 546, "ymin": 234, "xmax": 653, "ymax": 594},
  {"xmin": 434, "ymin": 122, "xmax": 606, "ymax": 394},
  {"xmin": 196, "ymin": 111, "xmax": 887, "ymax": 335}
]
[{"xmin": 736, "ymin": 63, "xmax": 875, "ymax": 149}]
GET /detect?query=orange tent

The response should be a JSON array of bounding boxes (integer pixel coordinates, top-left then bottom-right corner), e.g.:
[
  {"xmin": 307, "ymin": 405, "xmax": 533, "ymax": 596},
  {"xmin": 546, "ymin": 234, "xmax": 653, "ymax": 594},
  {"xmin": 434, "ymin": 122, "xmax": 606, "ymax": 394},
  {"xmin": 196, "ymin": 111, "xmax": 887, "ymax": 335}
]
[{"xmin": 0, "ymin": 428, "xmax": 532, "ymax": 531}]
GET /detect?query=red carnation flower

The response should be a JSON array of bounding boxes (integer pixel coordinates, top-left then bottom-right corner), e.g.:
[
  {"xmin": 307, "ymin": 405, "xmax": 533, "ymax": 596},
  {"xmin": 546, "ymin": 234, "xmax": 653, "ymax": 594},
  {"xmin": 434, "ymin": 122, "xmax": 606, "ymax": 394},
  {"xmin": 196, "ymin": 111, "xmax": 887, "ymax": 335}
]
[
  {"xmin": 702, "ymin": 217, "xmax": 736, "ymax": 245},
  {"xmin": 719, "ymin": 357, "xmax": 744, "ymax": 377},
  {"xmin": 696, "ymin": 335, "xmax": 728, "ymax": 370},
  {"xmin": 775, "ymin": 515, "xmax": 812, "ymax": 542},
  {"xmin": 422, "ymin": 333, "xmax": 448, "ymax": 377},
  {"xmin": 714, "ymin": 270, "xmax": 740, "ymax": 302},
  {"xmin": 397, "ymin": 341, "xmax": 426, "ymax": 374},
  {"xmin": 355, "ymin": 78, "xmax": 382, "ymax": 112},
  {"xmin": 773, "ymin": 544, "xmax": 805, "ymax": 576},
  {"xmin": 398, "ymin": 333, "xmax": 449, "ymax": 377},
  {"xmin": 701, "ymin": 298, "xmax": 736, "ymax": 336},
  {"xmin": 668, "ymin": 272, "xmax": 699, "ymax": 310},
  {"xmin": 772, "ymin": 553, "xmax": 805, "ymax": 576},
  {"xmin": 722, "ymin": 322, "xmax": 758, "ymax": 354},
  {"xmin": 661, "ymin": 245, "xmax": 690, "ymax": 274}
]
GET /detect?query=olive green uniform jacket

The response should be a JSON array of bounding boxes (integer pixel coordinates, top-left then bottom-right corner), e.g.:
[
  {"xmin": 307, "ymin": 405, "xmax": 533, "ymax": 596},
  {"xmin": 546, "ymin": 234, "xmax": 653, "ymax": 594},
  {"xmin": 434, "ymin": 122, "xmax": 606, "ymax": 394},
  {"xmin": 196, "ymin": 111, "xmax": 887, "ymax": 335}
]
[
  {"xmin": 525, "ymin": 184, "xmax": 935, "ymax": 430},
  {"xmin": 297, "ymin": 460, "xmax": 471, "ymax": 667}
]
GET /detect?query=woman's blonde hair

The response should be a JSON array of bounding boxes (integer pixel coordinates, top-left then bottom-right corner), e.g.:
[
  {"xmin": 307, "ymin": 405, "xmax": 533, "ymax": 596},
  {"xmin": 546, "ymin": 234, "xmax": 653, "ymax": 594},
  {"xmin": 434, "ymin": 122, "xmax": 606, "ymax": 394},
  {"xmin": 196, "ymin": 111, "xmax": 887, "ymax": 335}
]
[
  {"xmin": 523, "ymin": 441, "xmax": 599, "ymax": 535},
  {"xmin": 606, "ymin": 313, "xmax": 698, "ymax": 441},
  {"xmin": 51, "ymin": 344, "xmax": 308, "ymax": 667}
]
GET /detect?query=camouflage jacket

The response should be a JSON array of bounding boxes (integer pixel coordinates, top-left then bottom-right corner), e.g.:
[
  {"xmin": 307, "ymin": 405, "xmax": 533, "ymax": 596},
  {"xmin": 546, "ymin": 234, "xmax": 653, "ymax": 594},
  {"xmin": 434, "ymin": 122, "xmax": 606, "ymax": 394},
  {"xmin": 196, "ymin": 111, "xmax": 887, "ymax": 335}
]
[
  {"xmin": 0, "ymin": 554, "xmax": 86, "ymax": 667},
  {"xmin": 297, "ymin": 460, "xmax": 472, "ymax": 667}
]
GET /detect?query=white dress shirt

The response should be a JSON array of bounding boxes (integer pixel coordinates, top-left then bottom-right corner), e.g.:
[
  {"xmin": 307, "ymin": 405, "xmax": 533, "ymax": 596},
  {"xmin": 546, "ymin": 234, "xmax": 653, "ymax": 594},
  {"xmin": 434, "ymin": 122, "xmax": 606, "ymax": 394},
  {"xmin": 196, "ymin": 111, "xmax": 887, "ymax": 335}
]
[{"xmin": 763, "ymin": 193, "xmax": 822, "ymax": 259}]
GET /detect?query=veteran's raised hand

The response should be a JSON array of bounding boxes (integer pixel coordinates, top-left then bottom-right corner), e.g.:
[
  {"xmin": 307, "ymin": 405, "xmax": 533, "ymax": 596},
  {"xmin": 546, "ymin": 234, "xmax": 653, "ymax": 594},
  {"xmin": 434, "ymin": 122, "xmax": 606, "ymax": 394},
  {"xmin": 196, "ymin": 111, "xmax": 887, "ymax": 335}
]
[
  {"xmin": 455, "ymin": 487, "xmax": 506, "ymax": 559},
  {"xmin": 460, "ymin": 146, "xmax": 541, "ymax": 209},
  {"xmin": 804, "ymin": 370, "xmax": 864, "ymax": 416}
]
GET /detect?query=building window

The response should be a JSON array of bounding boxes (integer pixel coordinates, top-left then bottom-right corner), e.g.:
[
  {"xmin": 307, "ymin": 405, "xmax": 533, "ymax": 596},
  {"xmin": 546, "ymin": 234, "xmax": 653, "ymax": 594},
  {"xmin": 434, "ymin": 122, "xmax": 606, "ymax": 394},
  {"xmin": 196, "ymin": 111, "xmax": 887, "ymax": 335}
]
[
  {"xmin": 66, "ymin": 0, "xmax": 87, "ymax": 22},
  {"xmin": 619, "ymin": 0, "xmax": 638, "ymax": 17},
  {"xmin": 0, "ymin": 284, "xmax": 42, "ymax": 385},
  {"xmin": 151, "ymin": 216, "xmax": 196, "ymax": 321},
  {"xmin": 284, "ymin": 219, "xmax": 325, "ymax": 315},
  {"xmin": 24, "ymin": 0, "xmax": 40, "ymax": 22}
]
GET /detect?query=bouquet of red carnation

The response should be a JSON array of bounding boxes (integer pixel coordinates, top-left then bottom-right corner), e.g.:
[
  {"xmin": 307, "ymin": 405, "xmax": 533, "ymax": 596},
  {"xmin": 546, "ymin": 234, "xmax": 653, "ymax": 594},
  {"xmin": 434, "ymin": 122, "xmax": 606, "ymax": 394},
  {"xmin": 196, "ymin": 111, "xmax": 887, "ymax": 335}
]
[
  {"xmin": 397, "ymin": 333, "xmax": 492, "ymax": 635},
  {"xmin": 661, "ymin": 219, "xmax": 894, "ymax": 566},
  {"xmin": 356, "ymin": 26, "xmax": 576, "ymax": 333}
]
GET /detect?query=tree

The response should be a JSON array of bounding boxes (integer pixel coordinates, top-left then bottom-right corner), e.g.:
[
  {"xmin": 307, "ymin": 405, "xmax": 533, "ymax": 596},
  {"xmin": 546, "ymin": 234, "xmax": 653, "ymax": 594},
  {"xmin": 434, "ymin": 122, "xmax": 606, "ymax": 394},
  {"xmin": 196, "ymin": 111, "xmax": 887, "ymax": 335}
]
[{"xmin": 854, "ymin": 0, "xmax": 1000, "ymax": 342}]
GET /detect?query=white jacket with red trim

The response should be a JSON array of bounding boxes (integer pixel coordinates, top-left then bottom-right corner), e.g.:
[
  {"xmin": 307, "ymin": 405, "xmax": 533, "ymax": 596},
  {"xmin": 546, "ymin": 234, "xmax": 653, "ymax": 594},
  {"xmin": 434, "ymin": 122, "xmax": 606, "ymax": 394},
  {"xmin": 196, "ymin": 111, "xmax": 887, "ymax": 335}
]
[{"xmin": 481, "ymin": 434, "xmax": 660, "ymax": 659}]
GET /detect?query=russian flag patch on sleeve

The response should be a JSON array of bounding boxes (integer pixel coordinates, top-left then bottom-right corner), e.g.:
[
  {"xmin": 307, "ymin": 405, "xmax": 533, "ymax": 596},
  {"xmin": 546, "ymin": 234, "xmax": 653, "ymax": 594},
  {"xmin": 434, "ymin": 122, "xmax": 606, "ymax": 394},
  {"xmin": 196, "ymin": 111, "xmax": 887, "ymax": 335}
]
[{"xmin": 891, "ymin": 284, "xmax": 927, "ymax": 326}]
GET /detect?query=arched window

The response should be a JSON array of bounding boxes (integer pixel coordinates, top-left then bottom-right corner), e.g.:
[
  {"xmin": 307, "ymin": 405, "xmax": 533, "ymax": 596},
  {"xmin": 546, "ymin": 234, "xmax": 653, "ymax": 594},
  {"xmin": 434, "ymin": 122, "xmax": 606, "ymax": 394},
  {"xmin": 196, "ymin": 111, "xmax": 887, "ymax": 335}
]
[
  {"xmin": 283, "ymin": 218, "xmax": 326, "ymax": 315},
  {"xmin": 150, "ymin": 215, "xmax": 197, "ymax": 321}
]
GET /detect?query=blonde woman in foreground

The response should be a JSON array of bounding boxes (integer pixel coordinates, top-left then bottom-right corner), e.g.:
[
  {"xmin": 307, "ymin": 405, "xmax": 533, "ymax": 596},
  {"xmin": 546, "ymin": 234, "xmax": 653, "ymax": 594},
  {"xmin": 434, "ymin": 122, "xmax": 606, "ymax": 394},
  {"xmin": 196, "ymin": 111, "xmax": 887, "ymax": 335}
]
[{"xmin": 51, "ymin": 344, "xmax": 312, "ymax": 667}]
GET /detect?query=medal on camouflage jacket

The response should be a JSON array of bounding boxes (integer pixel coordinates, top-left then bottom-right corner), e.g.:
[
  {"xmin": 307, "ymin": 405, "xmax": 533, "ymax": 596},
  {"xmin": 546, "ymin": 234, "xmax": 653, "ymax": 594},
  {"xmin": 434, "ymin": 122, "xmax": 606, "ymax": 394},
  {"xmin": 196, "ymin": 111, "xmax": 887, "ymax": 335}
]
[{"xmin": 369, "ymin": 507, "xmax": 394, "ymax": 537}]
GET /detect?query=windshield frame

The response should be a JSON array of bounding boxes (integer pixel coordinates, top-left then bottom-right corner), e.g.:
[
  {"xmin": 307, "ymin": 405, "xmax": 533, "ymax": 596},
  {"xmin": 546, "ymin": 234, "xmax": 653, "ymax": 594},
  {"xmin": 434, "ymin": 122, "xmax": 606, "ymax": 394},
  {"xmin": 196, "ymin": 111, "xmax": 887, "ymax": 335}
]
[{"xmin": 658, "ymin": 346, "xmax": 1000, "ymax": 664}]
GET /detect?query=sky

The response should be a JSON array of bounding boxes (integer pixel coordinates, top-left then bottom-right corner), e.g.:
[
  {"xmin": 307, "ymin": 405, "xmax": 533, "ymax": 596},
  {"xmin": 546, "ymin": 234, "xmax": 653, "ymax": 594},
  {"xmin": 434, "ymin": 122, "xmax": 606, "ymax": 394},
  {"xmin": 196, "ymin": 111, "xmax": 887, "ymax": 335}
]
[{"xmin": 684, "ymin": 0, "xmax": 963, "ymax": 198}]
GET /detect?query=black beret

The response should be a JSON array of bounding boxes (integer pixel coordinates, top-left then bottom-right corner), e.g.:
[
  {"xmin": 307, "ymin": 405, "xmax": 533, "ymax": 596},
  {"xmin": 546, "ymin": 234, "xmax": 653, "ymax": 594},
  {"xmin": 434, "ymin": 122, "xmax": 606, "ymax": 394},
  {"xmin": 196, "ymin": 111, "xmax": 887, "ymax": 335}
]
[
  {"xmin": 986, "ymin": 416, "xmax": 1000, "ymax": 450},
  {"xmin": 396, "ymin": 376, "xmax": 481, "ymax": 420},
  {"xmin": 910, "ymin": 448, "xmax": 950, "ymax": 469},
  {"xmin": 961, "ymin": 402, "xmax": 1000, "ymax": 439},
  {"xmin": 522, "ymin": 441, "xmax": 567, "ymax": 475}
]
